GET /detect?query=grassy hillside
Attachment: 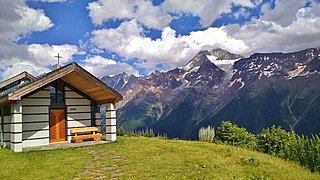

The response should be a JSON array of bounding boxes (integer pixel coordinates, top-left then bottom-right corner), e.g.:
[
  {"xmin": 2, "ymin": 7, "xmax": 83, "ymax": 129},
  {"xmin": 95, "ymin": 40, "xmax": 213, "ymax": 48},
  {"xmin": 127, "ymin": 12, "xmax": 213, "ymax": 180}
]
[{"xmin": 0, "ymin": 137, "xmax": 319, "ymax": 179}]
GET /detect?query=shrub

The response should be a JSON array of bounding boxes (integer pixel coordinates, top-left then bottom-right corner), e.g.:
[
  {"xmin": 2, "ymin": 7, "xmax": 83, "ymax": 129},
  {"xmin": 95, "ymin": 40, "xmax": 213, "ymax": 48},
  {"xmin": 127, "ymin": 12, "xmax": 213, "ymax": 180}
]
[
  {"xmin": 198, "ymin": 126, "xmax": 215, "ymax": 142},
  {"xmin": 257, "ymin": 126, "xmax": 297, "ymax": 159},
  {"xmin": 295, "ymin": 134, "xmax": 320, "ymax": 173},
  {"xmin": 157, "ymin": 133, "xmax": 168, "ymax": 140},
  {"xmin": 116, "ymin": 128, "xmax": 126, "ymax": 136},
  {"xmin": 216, "ymin": 121, "xmax": 256, "ymax": 149},
  {"xmin": 125, "ymin": 128, "xmax": 155, "ymax": 137},
  {"xmin": 257, "ymin": 126, "xmax": 320, "ymax": 173}
]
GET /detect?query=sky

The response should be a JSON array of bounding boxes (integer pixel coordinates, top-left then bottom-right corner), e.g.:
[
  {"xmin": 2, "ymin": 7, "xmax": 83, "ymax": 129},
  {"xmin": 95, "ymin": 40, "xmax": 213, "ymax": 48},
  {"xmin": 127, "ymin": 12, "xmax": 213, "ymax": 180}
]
[{"xmin": 1, "ymin": 0, "xmax": 320, "ymax": 80}]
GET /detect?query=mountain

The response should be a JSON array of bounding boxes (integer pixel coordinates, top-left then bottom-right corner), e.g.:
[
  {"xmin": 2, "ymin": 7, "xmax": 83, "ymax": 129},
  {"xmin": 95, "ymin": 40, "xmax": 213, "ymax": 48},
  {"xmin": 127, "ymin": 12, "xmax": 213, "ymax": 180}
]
[{"xmin": 101, "ymin": 48, "xmax": 320, "ymax": 139}]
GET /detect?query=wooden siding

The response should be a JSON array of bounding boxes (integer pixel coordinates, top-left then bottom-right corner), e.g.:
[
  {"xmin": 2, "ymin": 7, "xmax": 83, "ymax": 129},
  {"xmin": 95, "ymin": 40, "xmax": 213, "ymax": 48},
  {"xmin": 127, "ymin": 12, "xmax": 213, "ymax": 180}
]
[
  {"xmin": 67, "ymin": 105, "xmax": 90, "ymax": 112},
  {"xmin": 23, "ymin": 114, "xmax": 49, "ymax": 123},
  {"xmin": 65, "ymin": 87, "xmax": 100, "ymax": 142},
  {"xmin": 95, "ymin": 112, "xmax": 101, "ymax": 132},
  {"xmin": 67, "ymin": 113, "xmax": 91, "ymax": 120},
  {"xmin": 22, "ymin": 130, "xmax": 49, "ymax": 140},
  {"xmin": 65, "ymin": 91, "xmax": 84, "ymax": 98},
  {"xmin": 23, "ymin": 106, "xmax": 49, "ymax": 114},
  {"xmin": 2, "ymin": 115, "xmax": 11, "ymax": 147},
  {"xmin": 22, "ymin": 139, "xmax": 49, "ymax": 148},
  {"xmin": 65, "ymin": 99, "xmax": 90, "ymax": 106},
  {"xmin": 27, "ymin": 91, "xmax": 50, "ymax": 98},
  {"xmin": 67, "ymin": 120, "xmax": 92, "ymax": 128},
  {"xmin": 23, "ymin": 122, "xmax": 49, "ymax": 131},
  {"xmin": 21, "ymin": 89, "xmax": 50, "ymax": 148},
  {"xmin": 21, "ymin": 98, "xmax": 50, "ymax": 106},
  {"xmin": 106, "ymin": 118, "xmax": 116, "ymax": 126}
]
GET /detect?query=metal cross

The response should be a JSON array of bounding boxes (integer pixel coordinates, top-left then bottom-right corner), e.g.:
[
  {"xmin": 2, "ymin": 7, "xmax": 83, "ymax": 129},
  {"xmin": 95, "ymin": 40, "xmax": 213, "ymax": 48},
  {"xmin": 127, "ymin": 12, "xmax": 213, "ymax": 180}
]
[{"xmin": 54, "ymin": 53, "xmax": 63, "ymax": 65}]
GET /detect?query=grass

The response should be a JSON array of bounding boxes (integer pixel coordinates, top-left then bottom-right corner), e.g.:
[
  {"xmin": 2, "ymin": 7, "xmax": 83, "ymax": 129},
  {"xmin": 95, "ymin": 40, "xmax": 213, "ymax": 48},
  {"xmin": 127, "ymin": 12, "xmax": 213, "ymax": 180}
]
[{"xmin": 0, "ymin": 136, "xmax": 319, "ymax": 179}]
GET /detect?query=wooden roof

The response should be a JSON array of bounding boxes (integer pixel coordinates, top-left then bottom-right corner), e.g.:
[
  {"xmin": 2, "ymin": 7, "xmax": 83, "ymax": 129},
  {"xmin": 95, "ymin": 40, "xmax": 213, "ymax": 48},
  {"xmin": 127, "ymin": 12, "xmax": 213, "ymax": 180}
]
[{"xmin": 0, "ymin": 63, "xmax": 122, "ymax": 106}]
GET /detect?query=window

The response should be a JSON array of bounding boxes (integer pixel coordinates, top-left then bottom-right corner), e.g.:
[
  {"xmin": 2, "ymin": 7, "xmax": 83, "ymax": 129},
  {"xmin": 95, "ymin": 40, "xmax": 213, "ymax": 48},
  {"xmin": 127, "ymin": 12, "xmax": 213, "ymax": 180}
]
[
  {"xmin": 0, "ymin": 106, "xmax": 11, "ymax": 116},
  {"xmin": 50, "ymin": 80, "xmax": 65, "ymax": 105},
  {"xmin": 57, "ymin": 81, "xmax": 64, "ymax": 103},
  {"xmin": 0, "ymin": 78, "xmax": 31, "ymax": 93},
  {"xmin": 92, "ymin": 104, "xmax": 100, "ymax": 113},
  {"xmin": 50, "ymin": 85, "xmax": 56, "ymax": 103}
]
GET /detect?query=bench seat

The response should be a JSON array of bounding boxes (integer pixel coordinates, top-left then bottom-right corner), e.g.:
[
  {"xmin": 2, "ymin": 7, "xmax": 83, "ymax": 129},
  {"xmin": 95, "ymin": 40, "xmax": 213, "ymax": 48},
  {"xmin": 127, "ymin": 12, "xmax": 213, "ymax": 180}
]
[{"xmin": 70, "ymin": 126, "xmax": 102, "ymax": 143}]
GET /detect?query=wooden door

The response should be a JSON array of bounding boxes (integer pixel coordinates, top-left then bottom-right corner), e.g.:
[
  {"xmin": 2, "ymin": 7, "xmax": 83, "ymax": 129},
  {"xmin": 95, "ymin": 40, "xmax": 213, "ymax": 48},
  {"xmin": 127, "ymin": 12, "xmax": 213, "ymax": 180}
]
[{"xmin": 49, "ymin": 109, "xmax": 66, "ymax": 142}]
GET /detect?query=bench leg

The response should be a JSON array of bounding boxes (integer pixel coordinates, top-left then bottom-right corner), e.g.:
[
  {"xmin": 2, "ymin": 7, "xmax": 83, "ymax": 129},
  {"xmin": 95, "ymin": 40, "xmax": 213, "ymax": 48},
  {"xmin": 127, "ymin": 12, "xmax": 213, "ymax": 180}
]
[{"xmin": 75, "ymin": 139, "xmax": 83, "ymax": 143}]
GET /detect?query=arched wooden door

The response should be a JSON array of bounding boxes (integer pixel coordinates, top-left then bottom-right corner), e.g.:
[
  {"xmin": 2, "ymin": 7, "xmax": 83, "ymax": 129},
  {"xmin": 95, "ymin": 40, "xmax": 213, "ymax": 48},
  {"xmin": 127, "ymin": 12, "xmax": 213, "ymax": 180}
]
[{"xmin": 49, "ymin": 109, "xmax": 66, "ymax": 142}]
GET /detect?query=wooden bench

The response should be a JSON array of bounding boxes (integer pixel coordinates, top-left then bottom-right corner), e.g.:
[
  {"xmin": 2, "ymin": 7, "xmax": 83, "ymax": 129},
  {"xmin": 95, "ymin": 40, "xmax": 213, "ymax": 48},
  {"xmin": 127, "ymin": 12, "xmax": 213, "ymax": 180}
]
[{"xmin": 70, "ymin": 127, "xmax": 102, "ymax": 143}]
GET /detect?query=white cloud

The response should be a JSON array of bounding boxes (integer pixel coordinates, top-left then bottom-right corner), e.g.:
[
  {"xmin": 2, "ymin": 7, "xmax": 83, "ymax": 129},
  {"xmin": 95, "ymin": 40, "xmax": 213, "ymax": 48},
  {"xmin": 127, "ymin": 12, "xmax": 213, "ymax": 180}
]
[
  {"xmin": 33, "ymin": 0, "xmax": 67, "ymax": 2},
  {"xmin": 10, "ymin": 4, "xmax": 53, "ymax": 38},
  {"xmin": 0, "ymin": 44, "xmax": 81, "ymax": 80},
  {"xmin": 82, "ymin": 56, "xmax": 138, "ymax": 77},
  {"xmin": 91, "ymin": 19, "xmax": 248, "ymax": 72},
  {"xmin": 0, "ymin": 0, "xmax": 61, "ymax": 80},
  {"xmin": 233, "ymin": 7, "xmax": 251, "ymax": 19},
  {"xmin": 27, "ymin": 44, "xmax": 80, "ymax": 65},
  {"xmin": 0, "ymin": 1, "xmax": 81, "ymax": 80},
  {"xmin": 87, "ymin": 0, "xmax": 257, "ymax": 29},
  {"xmin": 162, "ymin": 0, "xmax": 256, "ymax": 27},
  {"xmin": 87, "ymin": 0, "xmax": 133, "ymax": 24},
  {"xmin": 87, "ymin": 0, "xmax": 173, "ymax": 30},
  {"xmin": 1, "ymin": 60, "xmax": 48, "ymax": 80},
  {"xmin": 2, "ymin": 0, "xmax": 320, "ymax": 79},
  {"xmin": 226, "ymin": 0, "xmax": 320, "ymax": 55},
  {"xmin": 89, "ymin": 0, "xmax": 320, "ymax": 74},
  {"xmin": 260, "ymin": 0, "xmax": 308, "ymax": 26}
]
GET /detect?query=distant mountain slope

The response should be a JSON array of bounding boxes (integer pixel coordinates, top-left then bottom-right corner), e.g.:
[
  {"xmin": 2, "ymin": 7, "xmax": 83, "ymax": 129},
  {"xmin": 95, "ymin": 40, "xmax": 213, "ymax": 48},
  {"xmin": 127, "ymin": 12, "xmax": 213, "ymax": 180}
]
[{"xmin": 102, "ymin": 48, "xmax": 320, "ymax": 139}]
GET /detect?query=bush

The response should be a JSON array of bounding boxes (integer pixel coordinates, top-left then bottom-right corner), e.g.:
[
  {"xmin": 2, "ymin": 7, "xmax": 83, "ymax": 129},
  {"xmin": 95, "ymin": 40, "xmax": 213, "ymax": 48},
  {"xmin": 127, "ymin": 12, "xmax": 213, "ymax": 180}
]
[
  {"xmin": 257, "ymin": 126, "xmax": 297, "ymax": 159},
  {"xmin": 126, "ymin": 128, "xmax": 155, "ymax": 137},
  {"xmin": 216, "ymin": 121, "xmax": 256, "ymax": 149},
  {"xmin": 116, "ymin": 128, "xmax": 126, "ymax": 136},
  {"xmin": 198, "ymin": 126, "xmax": 215, "ymax": 142},
  {"xmin": 257, "ymin": 126, "xmax": 320, "ymax": 173},
  {"xmin": 295, "ymin": 134, "xmax": 320, "ymax": 173}
]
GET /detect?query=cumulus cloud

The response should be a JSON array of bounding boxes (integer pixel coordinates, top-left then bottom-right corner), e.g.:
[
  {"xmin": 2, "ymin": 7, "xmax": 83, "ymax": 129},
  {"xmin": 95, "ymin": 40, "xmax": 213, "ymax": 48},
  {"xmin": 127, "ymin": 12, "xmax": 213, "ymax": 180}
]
[
  {"xmin": 0, "ymin": 44, "xmax": 80, "ymax": 80},
  {"xmin": 1, "ymin": 61, "xmax": 48, "ymax": 80},
  {"xmin": 3, "ymin": 0, "xmax": 320, "ymax": 79},
  {"xmin": 260, "ymin": 0, "xmax": 308, "ymax": 26},
  {"xmin": 162, "ymin": 0, "xmax": 256, "ymax": 27},
  {"xmin": 82, "ymin": 56, "xmax": 138, "ymax": 77},
  {"xmin": 87, "ymin": 0, "xmax": 259, "ymax": 29},
  {"xmin": 87, "ymin": 0, "xmax": 173, "ymax": 30},
  {"xmin": 226, "ymin": 0, "xmax": 320, "ymax": 55},
  {"xmin": 27, "ymin": 44, "xmax": 80, "ymax": 66},
  {"xmin": 88, "ymin": 0, "xmax": 320, "ymax": 74},
  {"xmin": 10, "ymin": 4, "xmax": 53, "ymax": 38},
  {"xmin": 33, "ymin": 0, "xmax": 67, "ymax": 2},
  {"xmin": 0, "ymin": 0, "xmax": 79, "ymax": 80},
  {"xmin": 90, "ymin": 19, "xmax": 248, "ymax": 72}
]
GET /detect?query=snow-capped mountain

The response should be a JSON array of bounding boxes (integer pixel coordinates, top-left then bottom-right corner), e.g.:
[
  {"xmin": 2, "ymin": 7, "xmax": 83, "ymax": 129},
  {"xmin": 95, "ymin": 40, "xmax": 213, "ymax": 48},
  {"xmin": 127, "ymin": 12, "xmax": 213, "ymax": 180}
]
[{"xmin": 101, "ymin": 47, "xmax": 320, "ymax": 139}]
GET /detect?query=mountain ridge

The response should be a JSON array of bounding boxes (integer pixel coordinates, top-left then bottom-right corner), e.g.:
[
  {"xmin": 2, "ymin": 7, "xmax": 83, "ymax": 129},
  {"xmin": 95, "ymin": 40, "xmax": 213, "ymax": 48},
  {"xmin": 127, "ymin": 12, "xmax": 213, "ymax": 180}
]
[{"xmin": 102, "ymin": 47, "xmax": 320, "ymax": 139}]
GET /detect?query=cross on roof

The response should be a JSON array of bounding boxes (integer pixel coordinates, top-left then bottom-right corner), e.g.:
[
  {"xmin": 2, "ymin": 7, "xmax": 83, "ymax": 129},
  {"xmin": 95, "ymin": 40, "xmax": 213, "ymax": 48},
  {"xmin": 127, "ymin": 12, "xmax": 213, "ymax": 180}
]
[{"xmin": 54, "ymin": 53, "xmax": 63, "ymax": 65}]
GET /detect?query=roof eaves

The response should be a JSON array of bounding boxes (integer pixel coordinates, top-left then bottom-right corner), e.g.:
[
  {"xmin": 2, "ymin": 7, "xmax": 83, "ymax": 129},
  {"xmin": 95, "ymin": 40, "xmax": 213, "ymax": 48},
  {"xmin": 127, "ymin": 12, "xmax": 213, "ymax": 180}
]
[
  {"xmin": 73, "ymin": 64, "xmax": 123, "ymax": 101},
  {"xmin": 7, "ymin": 63, "xmax": 76, "ymax": 101},
  {"xmin": 0, "ymin": 71, "xmax": 35, "ymax": 89}
]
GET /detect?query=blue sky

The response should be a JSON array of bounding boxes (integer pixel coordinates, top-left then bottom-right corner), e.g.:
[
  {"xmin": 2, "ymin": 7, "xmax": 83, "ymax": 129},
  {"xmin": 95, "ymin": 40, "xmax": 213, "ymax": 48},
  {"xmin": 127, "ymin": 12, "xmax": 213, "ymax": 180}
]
[{"xmin": 1, "ymin": 0, "xmax": 320, "ymax": 79}]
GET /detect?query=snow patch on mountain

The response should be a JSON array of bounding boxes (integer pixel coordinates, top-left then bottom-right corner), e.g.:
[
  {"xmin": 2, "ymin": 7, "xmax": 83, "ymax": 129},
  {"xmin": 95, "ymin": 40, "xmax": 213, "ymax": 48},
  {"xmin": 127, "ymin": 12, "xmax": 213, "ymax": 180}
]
[
  {"xmin": 286, "ymin": 64, "xmax": 306, "ymax": 79},
  {"xmin": 228, "ymin": 78, "xmax": 245, "ymax": 89},
  {"xmin": 207, "ymin": 55, "xmax": 240, "ymax": 81}
]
